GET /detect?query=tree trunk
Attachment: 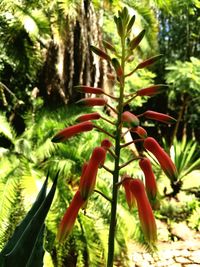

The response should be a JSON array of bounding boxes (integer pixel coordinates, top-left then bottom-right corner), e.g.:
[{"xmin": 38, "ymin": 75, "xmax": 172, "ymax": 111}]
[{"xmin": 38, "ymin": 0, "xmax": 107, "ymax": 106}]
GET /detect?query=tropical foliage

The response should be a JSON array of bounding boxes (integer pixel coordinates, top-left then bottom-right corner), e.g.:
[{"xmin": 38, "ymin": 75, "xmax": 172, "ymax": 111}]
[{"xmin": 0, "ymin": 0, "xmax": 200, "ymax": 266}]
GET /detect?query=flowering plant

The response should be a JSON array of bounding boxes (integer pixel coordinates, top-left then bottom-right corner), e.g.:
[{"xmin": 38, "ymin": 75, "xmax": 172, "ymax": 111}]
[{"xmin": 52, "ymin": 7, "xmax": 177, "ymax": 267}]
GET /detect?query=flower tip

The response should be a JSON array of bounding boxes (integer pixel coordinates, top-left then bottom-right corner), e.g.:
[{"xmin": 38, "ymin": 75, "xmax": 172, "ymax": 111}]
[
  {"xmin": 101, "ymin": 138, "xmax": 113, "ymax": 149},
  {"xmin": 51, "ymin": 134, "xmax": 64, "ymax": 143}
]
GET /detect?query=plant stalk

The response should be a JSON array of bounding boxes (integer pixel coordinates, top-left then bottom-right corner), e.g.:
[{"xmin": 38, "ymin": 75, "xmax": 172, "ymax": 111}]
[{"xmin": 107, "ymin": 34, "xmax": 126, "ymax": 267}]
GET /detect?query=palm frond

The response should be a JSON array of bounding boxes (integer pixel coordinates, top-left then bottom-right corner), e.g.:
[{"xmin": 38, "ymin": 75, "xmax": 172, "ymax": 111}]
[{"xmin": 171, "ymin": 138, "xmax": 200, "ymax": 180}]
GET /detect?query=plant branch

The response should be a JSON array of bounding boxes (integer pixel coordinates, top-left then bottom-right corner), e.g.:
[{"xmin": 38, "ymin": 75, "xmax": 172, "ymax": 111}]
[
  {"xmin": 100, "ymin": 115, "xmax": 116, "ymax": 126},
  {"xmin": 94, "ymin": 189, "xmax": 112, "ymax": 203},
  {"xmin": 120, "ymin": 138, "xmax": 144, "ymax": 148},
  {"xmin": 106, "ymin": 103, "xmax": 118, "ymax": 114},
  {"xmin": 101, "ymin": 164, "xmax": 114, "ymax": 174},
  {"xmin": 119, "ymin": 156, "xmax": 143, "ymax": 169},
  {"xmin": 94, "ymin": 125, "xmax": 115, "ymax": 139}
]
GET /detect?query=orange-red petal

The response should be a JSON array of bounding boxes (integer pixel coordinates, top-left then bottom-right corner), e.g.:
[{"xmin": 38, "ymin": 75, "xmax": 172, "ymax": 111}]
[
  {"xmin": 144, "ymin": 137, "xmax": 178, "ymax": 180},
  {"xmin": 51, "ymin": 121, "xmax": 93, "ymax": 143},
  {"xmin": 130, "ymin": 179, "xmax": 157, "ymax": 244},
  {"xmin": 57, "ymin": 191, "xmax": 85, "ymax": 242}
]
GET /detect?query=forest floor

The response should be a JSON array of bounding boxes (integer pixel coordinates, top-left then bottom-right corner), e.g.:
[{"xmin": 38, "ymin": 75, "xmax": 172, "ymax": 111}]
[{"xmin": 128, "ymin": 220, "xmax": 200, "ymax": 267}]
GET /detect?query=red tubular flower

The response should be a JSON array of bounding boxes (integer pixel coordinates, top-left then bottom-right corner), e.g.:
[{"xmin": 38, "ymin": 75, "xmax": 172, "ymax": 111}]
[
  {"xmin": 121, "ymin": 176, "xmax": 136, "ymax": 210},
  {"xmin": 136, "ymin": 84, "xmax": 168, "ymax": 97},
  {"xmin": 131, "ymin": 126, "xmax": 147, "ymax": 138},
  {"xmin": 57, "ymin": 190, "xmax": 85, "ymax": 242},
  {"xmin": 130, "ymin": 179, "xmax": 157, "ymax": 244},
  {"xmin": 121, "ymin": 111, "xmax": 139, "ymax": 127},
  {"xmin": 76, "ymin": 98, "xmax": 107, "ymax": 107},
  {"xmin": 79, "ymin": 147, "xmax": 106, "ymax": 200},
  {"xmin": 74, "ymin": 85, "xmax": 104, "ymax": 95},
  {"xmin": 139, "ymin": 158, "xmax": 159, "ymax": 209},
  {"xmin": 143, "ymin": 110, "xmax": 176, "ymax": 124},
  {"xmin": 76, "ymin": 112, "xmax": 101, "ymax": 122},
  {"xmin": 51, "ymin": 121, "xmax": 93, "ymax": 143},
  {"xmin": 144, "ymin": 137, "xmax": 178, "ymax": 181}
]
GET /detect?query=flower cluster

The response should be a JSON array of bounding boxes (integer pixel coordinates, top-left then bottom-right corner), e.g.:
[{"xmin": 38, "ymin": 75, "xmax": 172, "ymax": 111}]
[
  {"xmin": 51, "ymin": 82, "xmax": 177, "ymax": 244},
  {"xmin": 51, "ymin": 7, "xmax": 177, "ymax": 264}
]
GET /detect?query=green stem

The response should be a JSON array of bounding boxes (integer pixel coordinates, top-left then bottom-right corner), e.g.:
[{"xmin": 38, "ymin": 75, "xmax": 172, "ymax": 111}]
[{"xmin": 107, "ymin": 34, "xmax": 126, "ymax": 267}]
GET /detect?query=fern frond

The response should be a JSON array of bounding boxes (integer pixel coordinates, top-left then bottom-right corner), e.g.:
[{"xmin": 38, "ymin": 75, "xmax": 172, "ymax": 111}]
[
  {"xmin": 0, "ymin": 176, "xmax": 25, "ymax": 249},
  {"xmin": 0, "ymin": 113, "xmax": 16, "ymax": 143}
]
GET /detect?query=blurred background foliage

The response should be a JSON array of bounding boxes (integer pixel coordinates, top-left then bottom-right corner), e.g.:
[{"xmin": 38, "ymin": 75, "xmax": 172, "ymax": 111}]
[{"xmin": 0, "ymin": 0, "xmax": 200, "ymax": 266}]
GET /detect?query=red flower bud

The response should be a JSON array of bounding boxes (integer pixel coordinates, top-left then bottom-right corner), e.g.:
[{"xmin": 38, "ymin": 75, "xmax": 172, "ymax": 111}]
[
  {"xmin": 79, "ymin": 147, "xmax": 106, "ymax": 200},
  {"xmin": 139, "ymin": 158, "xmax": 157, "ymax": 200},
  {"xmin": 76, "ymin": 112, "xmax": 101, "ymax": 122},
  {"xmin": 76, "ymin": 98, "xmax": 107, "ymax": 107},
  {"xmin": 144, "ymin": 137, "xmax": 178, "ymax": 180},
  {"xmin": 143, "ymin": 110, "xmax": 176, "ymax": 124},
  {"xmin": 122, "ymin": 111, "xmax": 139, "ymax": 127},
  {"xmin": 121, "ymin": 175, "xmax": 136, "ymax": 210},
  {"xmin": 74, "ymin": 86, "xmax": 104, "ymax": 95},
  {"xmin": 136, "ymin": 84, "xmax": 168, "ymax": 96},
  {"xmin": 130, "ymin": 179, "xmax": 157, "ymax": 244},
  {"xmin": 129, "ymin": 29, "xmax": 145, "ymax": 50},
  {"xmin": 103, "ymin": 40, "xmax": 116, "ymax": 53},
  {"xmin": 136, "ymin": 55, "xmax": 162, "ymax": 70},
  {"xmin": 90, "ymin": 45, "xmax": 111, "ymax": 61},
  {"xmin": 51, "ymin": 121, "xmax": 93, "ymax": 143},
  {"xmin": 131, "ymin": 126, "xmax": 147, "ymax": 138},
  {"xmin": 57, "ymin": 190, "xmax": 85, "ymax": 242},
  {"xmin": 111, "ymin": 58, "xmax": 123, "ymax": 77}
]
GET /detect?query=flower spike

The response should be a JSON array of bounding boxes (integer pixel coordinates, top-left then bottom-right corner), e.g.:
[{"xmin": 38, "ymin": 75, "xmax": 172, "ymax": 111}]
[
  {"xmin": 57, "ymin": 190, "xmax": 85, "ymax": 242},
  {"xmin": 51, "ymin": 121, "xmax": 93, "ymax": 143},
  {"xmin": 144, "ymin": 137, "xmax": 178, "ymax": 181}
]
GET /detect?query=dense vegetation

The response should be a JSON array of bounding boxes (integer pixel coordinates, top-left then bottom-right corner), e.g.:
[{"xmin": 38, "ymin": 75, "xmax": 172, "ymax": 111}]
[{"xmin": 0, "ymin": 1, "xmax": 200, "ymax": 266}]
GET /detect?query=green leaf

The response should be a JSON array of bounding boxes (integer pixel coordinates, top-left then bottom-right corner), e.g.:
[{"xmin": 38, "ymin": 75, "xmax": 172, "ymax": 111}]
[
  {"xmin": 26, "ymin": 225, "xmax": 45, "ymax": 267},
  {"xmin": 0, "ymin": 175, "xmax": 48, "ymax": 257},
  {"xmin": 2, "ymin": 173, "xmax": 58, "ymax": 267}
]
